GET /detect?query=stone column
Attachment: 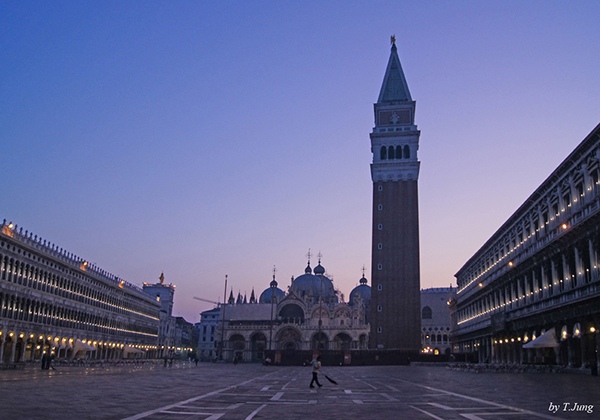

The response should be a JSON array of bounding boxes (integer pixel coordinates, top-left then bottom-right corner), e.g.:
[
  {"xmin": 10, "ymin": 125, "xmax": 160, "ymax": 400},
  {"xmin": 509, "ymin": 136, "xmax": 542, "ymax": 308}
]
[
  {"xmin": 0, "ymin": 334, "xmax": 5, "ymax": 362},
  {"xmin": 567, "ymin": 335, "xmax": 576, "ymax": 367},
  {"xmin": 9, "ymin": 336, "xmax": 17, "ymax": 363}
]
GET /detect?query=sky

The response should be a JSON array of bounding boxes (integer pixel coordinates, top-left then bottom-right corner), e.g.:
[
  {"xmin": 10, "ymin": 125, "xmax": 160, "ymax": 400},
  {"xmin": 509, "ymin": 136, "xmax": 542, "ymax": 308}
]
[{"xmin": 2, "ymin": 1, "xmax": 599, "ymax": 323}]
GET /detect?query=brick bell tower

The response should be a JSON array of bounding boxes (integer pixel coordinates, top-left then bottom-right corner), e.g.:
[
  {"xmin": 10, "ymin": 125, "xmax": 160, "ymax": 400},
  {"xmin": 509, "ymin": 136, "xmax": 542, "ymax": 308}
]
[{"xmin": 369, "ymin": 37, "xmax": 421, "ymax": 351}]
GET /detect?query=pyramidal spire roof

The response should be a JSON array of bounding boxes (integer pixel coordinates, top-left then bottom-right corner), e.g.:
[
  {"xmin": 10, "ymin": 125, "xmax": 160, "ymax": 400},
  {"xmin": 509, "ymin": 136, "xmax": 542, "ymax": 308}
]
[{"xmin": 377, "ymin": 40, "xmax": 412, "ymax": 103}]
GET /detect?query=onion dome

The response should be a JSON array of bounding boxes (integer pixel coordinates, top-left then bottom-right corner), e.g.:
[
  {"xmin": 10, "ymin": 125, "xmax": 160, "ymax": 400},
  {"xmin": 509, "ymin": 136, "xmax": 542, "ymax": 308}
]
[
  {"xmin": 313, "ymin": 261, "xmax": 325, "ymax": 275},
  {"xmin": 349, "ymin": 274, "xmax": 371, "ymax": 306},
  {"xmin": 305, "ymin": 262, "xmax": 312, "ymax": 274}
]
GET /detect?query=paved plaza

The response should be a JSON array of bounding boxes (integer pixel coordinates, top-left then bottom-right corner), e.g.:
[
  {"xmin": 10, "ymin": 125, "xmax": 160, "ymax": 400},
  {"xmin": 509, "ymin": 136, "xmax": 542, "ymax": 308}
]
[{"xmin": 0, "ymin": 362, "xmax": 598, "ymax": 420}]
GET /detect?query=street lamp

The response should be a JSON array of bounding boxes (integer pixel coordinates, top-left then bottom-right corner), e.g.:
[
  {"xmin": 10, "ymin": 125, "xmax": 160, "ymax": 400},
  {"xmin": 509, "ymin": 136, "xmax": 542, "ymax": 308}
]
[{"xmin": 219, "ymin": 275, "xmax": 227, "ymax": 360}]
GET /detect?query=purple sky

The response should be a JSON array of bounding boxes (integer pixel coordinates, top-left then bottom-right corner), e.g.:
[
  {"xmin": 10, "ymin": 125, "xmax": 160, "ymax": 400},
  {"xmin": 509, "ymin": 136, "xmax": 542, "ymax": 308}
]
[{"xmin": 2, "ymin": 1, "xmax": 599, "ymax": 323}]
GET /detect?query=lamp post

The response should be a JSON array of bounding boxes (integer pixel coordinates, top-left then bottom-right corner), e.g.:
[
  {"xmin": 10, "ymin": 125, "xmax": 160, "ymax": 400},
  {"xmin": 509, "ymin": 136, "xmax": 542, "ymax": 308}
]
[
  {"xmin": 269, "ymin": 272, "xmax": 277, "ymax": 352},
  {"xmin": 219, "ymin": 275, "xmax": 227, "ymax": 360}
]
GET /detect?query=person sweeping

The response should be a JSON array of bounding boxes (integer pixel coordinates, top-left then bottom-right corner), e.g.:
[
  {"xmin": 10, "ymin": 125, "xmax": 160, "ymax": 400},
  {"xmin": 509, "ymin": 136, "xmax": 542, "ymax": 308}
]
[{"xmin": 309, "ymin": 356, "xmax": 323, "ymax": 388}]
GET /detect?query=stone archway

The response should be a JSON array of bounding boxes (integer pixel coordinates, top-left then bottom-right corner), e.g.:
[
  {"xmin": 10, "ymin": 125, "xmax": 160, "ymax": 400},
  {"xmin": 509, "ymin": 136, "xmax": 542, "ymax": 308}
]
[
  {"xmin": 311, "ymin": 332, "xmax": 329, "ymax": 350},
  {"xmin": 276, "ymin": 327, "xmax": 301, "ymax": 351},
  {"xmin": 229, "ymin": 334, "xmax": 245, "ymax": 361},
  {"xmin": 333, "ymin": 333, "xmax": 352, "ymax": 350},
  {"xmin": 250, "ymin": 333, "xmax": 267, "ymax": 362}
]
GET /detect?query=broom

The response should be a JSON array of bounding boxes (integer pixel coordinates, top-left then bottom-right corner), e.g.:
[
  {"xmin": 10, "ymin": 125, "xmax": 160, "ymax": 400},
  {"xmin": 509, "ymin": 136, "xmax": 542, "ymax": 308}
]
[{"xmin": 321, "ymin": 371, "xmax": 338, "ymax": 385}]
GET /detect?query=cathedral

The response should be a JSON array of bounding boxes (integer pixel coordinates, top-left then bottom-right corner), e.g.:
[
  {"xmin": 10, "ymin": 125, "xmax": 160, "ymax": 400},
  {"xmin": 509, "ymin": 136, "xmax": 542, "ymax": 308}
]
[{"xmin": 201, "ymin": 257, "xmax": 371, "ymax": 363}]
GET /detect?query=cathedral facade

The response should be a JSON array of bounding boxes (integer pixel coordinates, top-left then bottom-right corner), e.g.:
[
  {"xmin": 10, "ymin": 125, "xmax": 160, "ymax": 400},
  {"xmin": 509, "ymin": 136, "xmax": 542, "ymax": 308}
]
[{"xmin": 200, "ymin": 259, "xmax": 371, "ymax": 363}]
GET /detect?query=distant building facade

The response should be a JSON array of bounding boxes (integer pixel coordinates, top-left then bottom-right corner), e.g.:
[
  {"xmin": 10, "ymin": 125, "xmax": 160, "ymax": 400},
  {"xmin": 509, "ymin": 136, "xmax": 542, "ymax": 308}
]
[
  {"xmin": 451, "ymin": 124, "xmax": 600, "ymax": 370},
  {"xmin": 370, "ymin": 39, "xmax": 421, "ymax": 351},
  {"xmin": 197, "ymin": 306, "xmax": 220, "ymax": 359},
  {"xmin": 420, "ymin": 287, "xmax": 454, "ymax": 355},
  {"xmin": 142, "ymin": 275, "xmax": 176, "ymax": 358},
  {"xmin": 0, "ymin": 220, "xmax": 160, "ymax": 363}
]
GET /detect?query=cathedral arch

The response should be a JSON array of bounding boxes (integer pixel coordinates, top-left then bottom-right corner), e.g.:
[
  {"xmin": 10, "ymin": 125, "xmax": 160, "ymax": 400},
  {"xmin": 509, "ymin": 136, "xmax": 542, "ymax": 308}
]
[
  {"xmin": 276, "ymin": 327, "xmax": 301, "ymax": 351},
  {"xmin": 333, "ymin": 333, "xmax": 352, "ymax": 350},
  {"xmin": 311, "ymin": 331, "xmax": 329, "ymax": 350},
  {"xmin": 279, "ymin": 303, "xmax": 305, "ymax": 324}
]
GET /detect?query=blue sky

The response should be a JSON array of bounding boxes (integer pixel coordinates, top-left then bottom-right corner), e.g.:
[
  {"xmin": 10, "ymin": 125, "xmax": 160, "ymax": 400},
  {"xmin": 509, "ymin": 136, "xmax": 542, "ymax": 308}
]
[{"xmin": 2, "ymin": 1, "xmax": 599, "ymax": 322}]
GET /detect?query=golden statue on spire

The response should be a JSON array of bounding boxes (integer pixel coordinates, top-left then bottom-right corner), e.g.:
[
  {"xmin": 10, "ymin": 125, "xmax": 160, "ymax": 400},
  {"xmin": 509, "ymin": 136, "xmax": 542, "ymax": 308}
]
[{"xmin": 391, "ymin": 34, "xmax": 396, "ymax": 45}]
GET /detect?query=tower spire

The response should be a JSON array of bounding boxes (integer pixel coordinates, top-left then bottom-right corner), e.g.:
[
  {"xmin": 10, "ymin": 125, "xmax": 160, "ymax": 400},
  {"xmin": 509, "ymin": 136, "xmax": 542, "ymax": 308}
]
[{"xmin": 378, "ymin": 37, "xmax": 412, "ymax": 103}]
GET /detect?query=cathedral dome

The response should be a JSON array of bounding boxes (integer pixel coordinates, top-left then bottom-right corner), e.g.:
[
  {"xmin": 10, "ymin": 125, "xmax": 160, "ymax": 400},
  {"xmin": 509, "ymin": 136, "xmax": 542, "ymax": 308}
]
[
  {"xmin": 349, "ymin": 275, "xmax": 371, "ymax": 306},
  {"xmin": 290, "ymin": 272, "xmax": 336, "ymax": 301},
  {"xmin": 259, "ymin": 286, "xmax": 285, "ymax": 303}
]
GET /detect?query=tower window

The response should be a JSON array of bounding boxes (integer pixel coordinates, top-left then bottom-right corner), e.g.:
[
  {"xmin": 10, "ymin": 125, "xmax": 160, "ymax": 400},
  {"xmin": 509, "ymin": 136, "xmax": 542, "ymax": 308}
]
[
  {"xmin": 378, "ymin": 243, "xmax": 382, "ymax": 250},
  {"xmin": 378, "ymin": 204, "xmax": 383, "ymax": 211},
  {"xmin": 378, "ymin": 224, "xmax": 382, "ymax": 230},
  {"xmin": 377, "ymin": 327, "xmax": 382, "ymax": 333},
  {"xmin": 378, "ymin": 185, "xmax": 383, "ymax": 192},
  {"xmin": 377, "ymin": 284, "xmax": 382, "ymax": 291},
  {"xmin": 404, "ymin": 145, "xmax": 410, "ymax": 159},
  {"xmin": 380, "ymin": 146, "xmax": 387, "ymax": 160},
  {"xmin": 377, "ymin": 264, "xmax": 382, "ymax": 270},
  {"xmin": 388, "ymin": 146, "xmax": 395, "ymax": 160},
  {"xmin": 396, "ymin": 146, "xmax": 403, "ymax": 159},
  {"xmin": 377, "ymin": 305, "xmax": 382, "ymax": 312}
]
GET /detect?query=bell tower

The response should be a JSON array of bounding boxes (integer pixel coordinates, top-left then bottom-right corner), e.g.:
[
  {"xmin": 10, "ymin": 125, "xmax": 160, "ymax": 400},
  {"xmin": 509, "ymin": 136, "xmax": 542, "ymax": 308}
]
[{"xmin": 369, "ymin": 37, "xmax": 421, "ymax": 351}]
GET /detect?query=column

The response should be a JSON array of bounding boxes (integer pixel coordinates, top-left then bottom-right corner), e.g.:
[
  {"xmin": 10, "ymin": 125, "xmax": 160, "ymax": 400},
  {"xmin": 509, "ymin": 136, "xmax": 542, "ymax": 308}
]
[{"xmin": 9, "ymin": 336, "xmax": 17, "ymax": 363}]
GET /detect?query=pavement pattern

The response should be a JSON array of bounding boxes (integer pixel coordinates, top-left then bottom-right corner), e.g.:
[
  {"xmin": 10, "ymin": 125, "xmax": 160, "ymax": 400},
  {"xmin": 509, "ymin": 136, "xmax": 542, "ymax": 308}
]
[{"xmin": 0, "ymin": 362, "xmax": 598, "ymax": 420}]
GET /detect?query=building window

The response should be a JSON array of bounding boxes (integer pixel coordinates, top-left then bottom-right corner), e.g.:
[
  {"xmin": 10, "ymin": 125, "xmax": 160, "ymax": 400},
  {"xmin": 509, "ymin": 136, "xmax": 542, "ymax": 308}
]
[
  {"xmin": 380, "ymin": 146, "xmax": 387, "ymax": 160},
  {"xmin": 377, "ymin": 305, "xmax": 382, "ymax": 312},
  {"xmin": 404, "ymin": 145, "xmax": 410, "ymax": 159},
  {"xmin": 388, "ymin": 146, "xmax": 395, "ymax": 160},
  {"xmin": 377, "ymin": 264, "xmax": 382, "ymax": 270},
  {"xmin": 377, "ymin": 284, "xmax": 382, "ymax": 291},
  {"xmin": 422, "ymin": 306, "xmax": 432, "ymax": 319},
  {"xmin": 378, "ymin": 243, "xmax": 382, "ymax": 250},
  {"xmin": 378, "ymin": 224, "xmax": 383, "ymax": 230},
  {"xmin": 378, "ymin": 204, "xmax": 383, "ymax": 211},
  {"xmin": 377, "ymin": 327, "xmax": 382, "ymax": 333}
]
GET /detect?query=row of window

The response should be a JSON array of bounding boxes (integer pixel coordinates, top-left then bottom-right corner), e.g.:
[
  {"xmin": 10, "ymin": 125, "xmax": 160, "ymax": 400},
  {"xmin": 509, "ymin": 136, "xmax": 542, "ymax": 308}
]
[
  {"xmin": 456, "ymin": 240, "xmax": 598, "ymax": 325},
  {"xmin": 379, "ymin": 145, "xmax": 410, "ymax": 160},
  {"xmin": 0, "ymin": 292, "xmax": 158, "ymax": 337},
  {"xmin": 1, "ymin": 252, "xmax": 158, "ymax": 319}
]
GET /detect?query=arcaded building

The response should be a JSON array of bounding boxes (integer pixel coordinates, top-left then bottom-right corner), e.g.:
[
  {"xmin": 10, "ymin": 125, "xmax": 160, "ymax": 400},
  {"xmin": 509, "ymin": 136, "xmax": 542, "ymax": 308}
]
[
  {"xmin": 452, "ymin": 123, "xmax": 600, "ymax": 369},
  {"xmin": 0, "ymin": 220, "xmax": 160, "ymax": 363},
  {"xmin": 369, "ymin": 38, "xmax": 421, "ymax": 351}
]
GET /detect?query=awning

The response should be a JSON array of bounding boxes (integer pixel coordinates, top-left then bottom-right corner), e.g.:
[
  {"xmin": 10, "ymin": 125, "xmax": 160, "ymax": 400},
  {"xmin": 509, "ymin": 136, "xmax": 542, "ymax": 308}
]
[
  {"xmin": 123, "ymin": 345, "xmax": 144, "ymax": 354},
  {"xmin": 523, "ymin": 328, "xmax": 560, "ymax": 348},
  {"xmin": 73, "ymin": 339, "xmax": 96, "ymax": 352}
]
